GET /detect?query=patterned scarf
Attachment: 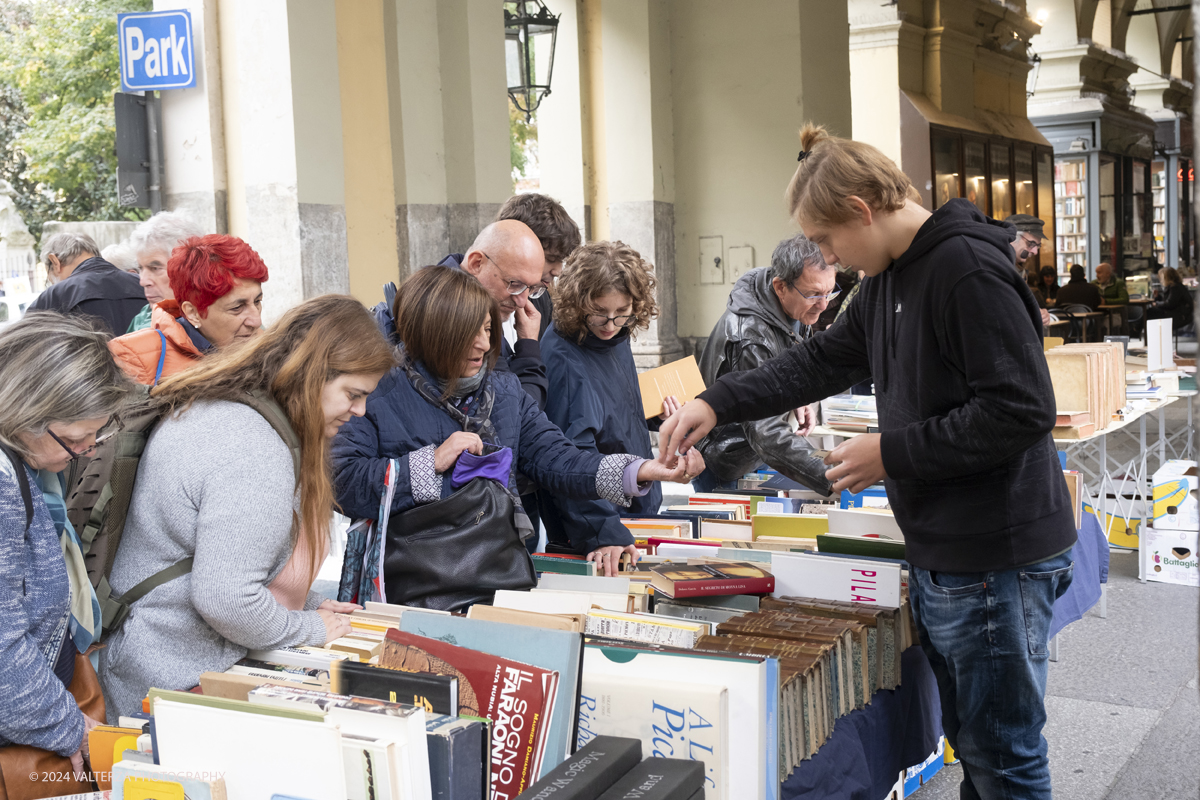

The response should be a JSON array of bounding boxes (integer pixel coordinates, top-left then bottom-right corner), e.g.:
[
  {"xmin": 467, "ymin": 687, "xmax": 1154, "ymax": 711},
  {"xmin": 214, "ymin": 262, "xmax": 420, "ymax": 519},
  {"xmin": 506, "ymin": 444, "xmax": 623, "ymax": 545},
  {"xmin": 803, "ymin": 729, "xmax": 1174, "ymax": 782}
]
[{"xmin": 397, "ymin": 351, "xmax": 534, "ymax": 540}]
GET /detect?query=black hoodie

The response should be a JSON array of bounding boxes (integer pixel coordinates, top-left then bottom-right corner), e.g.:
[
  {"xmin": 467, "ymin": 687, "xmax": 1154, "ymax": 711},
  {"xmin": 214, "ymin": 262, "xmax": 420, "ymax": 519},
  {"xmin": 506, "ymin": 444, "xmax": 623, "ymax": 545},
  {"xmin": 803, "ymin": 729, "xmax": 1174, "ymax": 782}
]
[{"xmin": 698, "ymin": 199, "xmax": 1077, "ymax": 572}]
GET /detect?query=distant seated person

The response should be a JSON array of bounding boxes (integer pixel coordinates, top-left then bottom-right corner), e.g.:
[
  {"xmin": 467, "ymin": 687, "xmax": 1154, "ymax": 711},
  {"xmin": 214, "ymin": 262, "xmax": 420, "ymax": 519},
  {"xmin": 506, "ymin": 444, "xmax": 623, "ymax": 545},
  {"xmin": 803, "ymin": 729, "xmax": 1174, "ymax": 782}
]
[
  {"xmin": 1092, "ymin": 262, "xmax": 1128, "ymax": 305},
  {"xmin": 1147, "ymin": 267, "xmax": 1194, "ymax": 330},
  {"xmin": 1038, "ymin": 266, "xmax": 1059, "ymax": 305},
  {"xmin": 694, "ymin": 233, "xmax": 834, "ymax": 495},
  {"xmin": 1055, "ymin": 265, "xmax": 1103, "ymax": 311},
  {"xmin": 539, "ymin": 241, "xmax": 680, "ymax": 575},
  {"xmin": 28, "ymin": 232, "xmax": 146, "ymax": 335},
  {"xmin": 331, "ymin": 267, "xmax": 702, "ymax": 609},
  {"xmin": 108, "ymin": 235, "xmax": 269, "ymax": 384}
]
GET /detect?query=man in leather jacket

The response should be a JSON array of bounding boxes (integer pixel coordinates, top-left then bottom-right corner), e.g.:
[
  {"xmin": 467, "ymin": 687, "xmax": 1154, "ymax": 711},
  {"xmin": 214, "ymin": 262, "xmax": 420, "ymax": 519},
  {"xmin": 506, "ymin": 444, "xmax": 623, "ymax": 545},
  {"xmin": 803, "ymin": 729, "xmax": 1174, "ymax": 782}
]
[{"xmin": 694, "ymin": 233, "xmax": 836, "ymax": 494}]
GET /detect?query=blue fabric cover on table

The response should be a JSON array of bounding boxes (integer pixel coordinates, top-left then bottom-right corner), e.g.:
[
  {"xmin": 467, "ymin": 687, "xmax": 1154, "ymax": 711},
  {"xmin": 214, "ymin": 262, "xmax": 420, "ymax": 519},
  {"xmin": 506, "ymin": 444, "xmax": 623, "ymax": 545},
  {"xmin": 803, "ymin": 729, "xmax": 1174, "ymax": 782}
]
[
  {"xmin": 1049, "ymin": 513, "xmax": 1109, "ymax": 640},
  {"xmin": 781, "ymin": 646, "xmax": 942, "ymax": 800}
]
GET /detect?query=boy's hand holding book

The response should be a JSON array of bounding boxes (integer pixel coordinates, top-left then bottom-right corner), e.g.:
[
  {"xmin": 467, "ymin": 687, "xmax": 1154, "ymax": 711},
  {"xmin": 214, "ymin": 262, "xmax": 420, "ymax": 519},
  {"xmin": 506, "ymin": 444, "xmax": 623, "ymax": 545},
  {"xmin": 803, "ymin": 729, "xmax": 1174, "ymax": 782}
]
[{"xmin": 825, "ymin": 433, "xmax": 887, "ymax": 493}]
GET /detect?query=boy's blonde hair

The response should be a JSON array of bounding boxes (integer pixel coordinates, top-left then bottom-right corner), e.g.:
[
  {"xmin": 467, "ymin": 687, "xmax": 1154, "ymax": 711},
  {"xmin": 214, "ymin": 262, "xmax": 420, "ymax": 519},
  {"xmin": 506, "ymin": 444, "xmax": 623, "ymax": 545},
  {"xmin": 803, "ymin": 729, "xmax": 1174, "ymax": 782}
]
[{"xmin": 785, "ymin": 123, "xmax": 921, "ymax": 227}]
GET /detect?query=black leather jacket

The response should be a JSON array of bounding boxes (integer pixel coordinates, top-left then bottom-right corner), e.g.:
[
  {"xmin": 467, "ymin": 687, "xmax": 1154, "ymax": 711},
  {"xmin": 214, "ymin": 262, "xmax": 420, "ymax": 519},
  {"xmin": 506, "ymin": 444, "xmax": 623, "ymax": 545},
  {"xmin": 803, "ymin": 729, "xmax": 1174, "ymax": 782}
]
[{"xmin": 696, "ymin": 267, "xmax": 832, "ymax": 494}]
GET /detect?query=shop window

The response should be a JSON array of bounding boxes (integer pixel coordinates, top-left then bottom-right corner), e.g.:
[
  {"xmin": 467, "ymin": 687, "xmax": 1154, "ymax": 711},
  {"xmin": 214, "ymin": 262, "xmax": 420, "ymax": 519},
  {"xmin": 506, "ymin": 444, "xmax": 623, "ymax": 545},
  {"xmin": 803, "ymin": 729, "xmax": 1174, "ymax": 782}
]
[
  {"xmin": 964, "ymin": 140, "xmax": 987, "ymax": 215},
  {"xmin": 990, "ymin": 144, "xmax": 1012, "ymax": 219},
  {"xmin": 1037, "ymin": 149, "xmax": 1055, "ymax": 272},
  {"xmin": 1054, "ymin": 157, "xmax": 1087, "ymax": 278},
  {"xmin": 1152, "ymin": 161, "xmax": 1166, "ymax": 265},
  {"xmin": 933, "ymin": 134, "xmax": 961, "ymax": 209},
  {"xmin": 1099, "ymin": 158, "xmax": 1117, "ymax": 271}
]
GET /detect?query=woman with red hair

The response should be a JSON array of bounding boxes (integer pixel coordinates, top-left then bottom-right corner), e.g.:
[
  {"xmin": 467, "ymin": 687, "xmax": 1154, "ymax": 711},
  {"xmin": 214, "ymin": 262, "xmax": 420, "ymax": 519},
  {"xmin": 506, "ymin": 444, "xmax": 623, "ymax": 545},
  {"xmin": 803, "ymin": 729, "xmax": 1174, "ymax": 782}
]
[{"xmin": 109, "ymin": 235, "xmax": 269, "ymax": 385}]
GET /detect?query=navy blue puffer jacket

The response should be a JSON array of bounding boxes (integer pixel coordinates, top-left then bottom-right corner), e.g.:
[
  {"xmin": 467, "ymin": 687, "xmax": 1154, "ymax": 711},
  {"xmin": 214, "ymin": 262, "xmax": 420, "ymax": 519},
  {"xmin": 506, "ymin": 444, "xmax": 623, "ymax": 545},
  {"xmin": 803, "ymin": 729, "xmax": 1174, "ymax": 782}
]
[
  {"xmin": 332, "ymin": 367, "xmax": 635, "ymax": 521},
  {"xmin": 538, "ymin": 324, "xmax": 661, "ymax": 554}
]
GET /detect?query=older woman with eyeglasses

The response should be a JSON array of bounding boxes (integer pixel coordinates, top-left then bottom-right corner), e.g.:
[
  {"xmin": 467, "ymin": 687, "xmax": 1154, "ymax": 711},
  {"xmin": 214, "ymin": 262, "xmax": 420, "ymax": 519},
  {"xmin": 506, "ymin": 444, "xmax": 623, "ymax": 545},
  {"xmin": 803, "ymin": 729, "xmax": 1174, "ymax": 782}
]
[
  {"xmin": 0, "ymin": 312, "xmax": 136, "ymax": 798},
  {"xmin": 537, "ymin": 242, "xmax": 699, "ymax": 576}
]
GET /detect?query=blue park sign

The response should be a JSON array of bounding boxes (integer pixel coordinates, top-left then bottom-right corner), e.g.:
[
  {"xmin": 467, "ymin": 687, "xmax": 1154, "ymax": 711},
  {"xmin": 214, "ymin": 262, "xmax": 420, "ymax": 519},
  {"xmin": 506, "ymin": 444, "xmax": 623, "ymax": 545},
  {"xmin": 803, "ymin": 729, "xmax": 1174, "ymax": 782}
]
[{"xmin": 118, "ymin": 9, "xmax": 196, "ymax": 92}]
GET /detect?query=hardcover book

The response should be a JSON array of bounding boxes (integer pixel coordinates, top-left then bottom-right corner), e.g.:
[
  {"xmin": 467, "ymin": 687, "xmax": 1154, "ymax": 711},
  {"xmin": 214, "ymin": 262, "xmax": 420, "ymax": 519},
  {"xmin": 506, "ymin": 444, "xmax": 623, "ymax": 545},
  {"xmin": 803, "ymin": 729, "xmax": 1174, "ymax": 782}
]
[
  {"xmin": 513, "ymin": 736, "xmax": 642, "ymax": 800},
  {"xmin": 595, "ymin": 758, "xmax": 705, "ymax": 800},
  {"xmin": 329, "ymin": 659, "xmax": 459, "ymax": 715},
  {"xmin": 650, "ymin": 562, "xmax": 775, "ymax": 598},
  {"xmin": 380, "ymin": 629, "xmax": 558, "ymax": 799},
  {"xmin": 398, "ymin": 611, "xmax": 584, "ymax": 774},
  {"xmin": 426, "ymin": 713, "xmax": 486, "ymax": 800},
  {"xmin": 577, "ymin": 674, "xmax": 728, "ymax": 799}
]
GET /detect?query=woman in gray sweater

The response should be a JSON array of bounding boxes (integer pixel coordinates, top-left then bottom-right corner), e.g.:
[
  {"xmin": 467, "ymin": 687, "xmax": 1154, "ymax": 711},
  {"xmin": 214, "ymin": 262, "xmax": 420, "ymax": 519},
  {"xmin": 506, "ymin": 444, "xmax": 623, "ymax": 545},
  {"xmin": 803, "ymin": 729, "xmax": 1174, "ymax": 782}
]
[{"xmin": 99, "ymin": 296, "xmax": 396, "ymax": 720}]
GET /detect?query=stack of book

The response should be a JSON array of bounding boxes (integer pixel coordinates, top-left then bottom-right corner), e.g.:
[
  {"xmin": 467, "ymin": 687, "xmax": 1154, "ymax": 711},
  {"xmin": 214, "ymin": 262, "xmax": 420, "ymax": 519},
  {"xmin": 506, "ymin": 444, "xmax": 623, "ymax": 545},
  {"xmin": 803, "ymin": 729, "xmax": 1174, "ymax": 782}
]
[
  {"xmin": 819, "ymin": 394, "xmax": 878, "ymax": 433},
  {"xmin": 1044, "ymin": 342, "xmax": 1126, "ymax": 431}
]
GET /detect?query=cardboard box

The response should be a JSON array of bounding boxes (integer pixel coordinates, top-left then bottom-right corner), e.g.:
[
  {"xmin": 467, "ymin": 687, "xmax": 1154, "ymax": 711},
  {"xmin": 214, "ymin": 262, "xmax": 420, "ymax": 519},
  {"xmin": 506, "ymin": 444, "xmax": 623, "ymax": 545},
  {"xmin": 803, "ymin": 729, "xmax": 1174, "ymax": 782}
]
[
  {"xmin": 1152, "ymin": 460, "xmax": 1198, "ymax": 531},
  {"xmin": 1143, "ymin": 527, "xmax": 1199, "ymax": 587}
]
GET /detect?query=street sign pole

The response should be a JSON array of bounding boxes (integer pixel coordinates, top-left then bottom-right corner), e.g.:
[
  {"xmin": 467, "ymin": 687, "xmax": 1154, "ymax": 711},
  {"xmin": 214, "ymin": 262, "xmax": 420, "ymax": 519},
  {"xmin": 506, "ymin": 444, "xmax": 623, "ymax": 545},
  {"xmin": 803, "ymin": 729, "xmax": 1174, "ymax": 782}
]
[{"xmin": 145, "ymin": 92, "xmax": 162, "ymax": 213}]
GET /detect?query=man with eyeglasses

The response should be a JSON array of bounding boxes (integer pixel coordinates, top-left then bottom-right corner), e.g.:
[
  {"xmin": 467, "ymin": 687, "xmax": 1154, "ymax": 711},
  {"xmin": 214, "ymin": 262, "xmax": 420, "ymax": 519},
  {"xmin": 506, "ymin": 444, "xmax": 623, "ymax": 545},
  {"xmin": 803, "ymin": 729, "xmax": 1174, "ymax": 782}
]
[
  {"xmin": 1005, "ymin": 214, "xmax": 1053, "ymax": 329},
  {"xmin": 432, "ymin": 220, "xmax": 550, "ymax": 409},
  {"xmin": 693, "ymin": 233, "xmax": 836, "ymax": 494}
]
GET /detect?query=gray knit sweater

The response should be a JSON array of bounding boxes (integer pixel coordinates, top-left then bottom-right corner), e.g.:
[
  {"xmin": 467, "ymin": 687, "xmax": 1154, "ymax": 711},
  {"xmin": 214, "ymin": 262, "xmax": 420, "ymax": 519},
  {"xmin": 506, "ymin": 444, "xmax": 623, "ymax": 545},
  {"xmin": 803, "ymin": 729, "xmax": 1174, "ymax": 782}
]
[{"xmin": 99, "ymin": 400, "xmax": 328, "ymax": 721}]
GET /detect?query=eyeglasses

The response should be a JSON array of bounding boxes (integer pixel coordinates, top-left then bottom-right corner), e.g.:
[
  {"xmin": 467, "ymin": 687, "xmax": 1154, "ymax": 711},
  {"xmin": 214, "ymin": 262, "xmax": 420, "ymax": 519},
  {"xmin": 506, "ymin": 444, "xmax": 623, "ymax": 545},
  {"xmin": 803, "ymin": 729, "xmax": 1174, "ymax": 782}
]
[
  {"xmin": 482, "ymin": 252, "xmax": 546, "ymax": 300},
  {"xmin": 1018, "ymin": 235, "xmax": 1042, "ymax": 250},
  {"xmin": 46, "ymin": 417, "xmax": 123, "ymax": 461},
  {"xmin": 790, "ymin": 285, "xmax": 842, "ymax": 303},
  {"xmin": 586, "ymin": 313, "xmax": 634, "ymax": 329}
]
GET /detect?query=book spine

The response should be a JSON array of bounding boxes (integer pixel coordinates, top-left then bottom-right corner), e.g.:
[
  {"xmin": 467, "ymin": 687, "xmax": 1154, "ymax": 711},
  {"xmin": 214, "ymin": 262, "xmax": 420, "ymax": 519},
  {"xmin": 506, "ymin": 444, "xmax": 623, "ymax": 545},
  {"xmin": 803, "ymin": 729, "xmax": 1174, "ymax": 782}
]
[
  {"xmin": 666, "ymin": 577, "xmax": 775, "ymax": 597},
  {"xmin": 584, "ymin": 616, "xmax": 698, "ymax": 649}
]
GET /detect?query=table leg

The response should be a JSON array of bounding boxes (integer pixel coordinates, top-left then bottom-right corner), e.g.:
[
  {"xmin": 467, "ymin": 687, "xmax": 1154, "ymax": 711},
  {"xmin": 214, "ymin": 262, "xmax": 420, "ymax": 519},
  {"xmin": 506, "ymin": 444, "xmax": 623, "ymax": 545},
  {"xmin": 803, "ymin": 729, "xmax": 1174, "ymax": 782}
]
[
  {"xmin": 1139, "ymin": 415, "xmax": 1148, "ymax": 583},
  {"xmin": 1158, "ymin": 405, "xmax": 1167, "ymax": 470},
  {"xmin": 1099, "ymin": 583, "xmax": 1107, "ymax": 619},
  {"xmin": 1048, "ymin": 635, "xmax": 1059, "ymax": 663}
]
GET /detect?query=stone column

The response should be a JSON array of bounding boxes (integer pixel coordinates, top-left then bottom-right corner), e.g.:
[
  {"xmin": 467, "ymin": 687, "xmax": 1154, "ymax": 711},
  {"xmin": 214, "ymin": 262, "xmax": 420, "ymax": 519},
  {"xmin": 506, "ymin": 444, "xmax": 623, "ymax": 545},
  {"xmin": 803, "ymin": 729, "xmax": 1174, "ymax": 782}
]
[
  {"xmin": 597, "ymin": 0, "xmax": 681, "ymax": 368},
  {"xmin": 154, "ymin": 0, "xmax": 227, "ymax": 233}
]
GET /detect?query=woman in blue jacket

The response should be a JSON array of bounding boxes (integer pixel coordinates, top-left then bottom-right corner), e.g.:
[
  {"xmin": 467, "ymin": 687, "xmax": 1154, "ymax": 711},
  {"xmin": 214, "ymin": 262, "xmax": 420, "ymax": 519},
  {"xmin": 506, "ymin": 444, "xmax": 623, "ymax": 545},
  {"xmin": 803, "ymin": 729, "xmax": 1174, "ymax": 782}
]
[
  {"xmin": 332, "ymin": 266, "xmax": 701, "ymax": 607},
  {"xmin": 538, "ymin": 242, "xmax": 685, "ymax": 576}
]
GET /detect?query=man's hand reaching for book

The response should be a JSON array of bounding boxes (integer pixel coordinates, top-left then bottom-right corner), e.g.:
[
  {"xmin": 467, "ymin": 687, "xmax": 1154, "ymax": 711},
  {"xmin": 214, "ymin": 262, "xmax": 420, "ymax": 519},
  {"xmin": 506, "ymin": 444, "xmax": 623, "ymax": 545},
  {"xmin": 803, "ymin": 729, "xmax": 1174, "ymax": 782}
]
[{"xmin": 824, "ymin": 433, "xmax": 887, "ymax": 494}]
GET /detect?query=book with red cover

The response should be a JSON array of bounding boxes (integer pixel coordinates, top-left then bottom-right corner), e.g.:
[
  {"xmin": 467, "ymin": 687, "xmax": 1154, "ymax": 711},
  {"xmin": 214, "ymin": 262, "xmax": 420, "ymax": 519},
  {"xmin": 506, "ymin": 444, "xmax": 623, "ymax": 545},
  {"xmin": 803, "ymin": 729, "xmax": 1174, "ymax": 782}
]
[
  {"xmin": 380, "ymin": 628, "xmax": 558, "ymax": 799},
  {"xmin": 649, "ymin": 561, "xmax": 775, "ymax": 598}
]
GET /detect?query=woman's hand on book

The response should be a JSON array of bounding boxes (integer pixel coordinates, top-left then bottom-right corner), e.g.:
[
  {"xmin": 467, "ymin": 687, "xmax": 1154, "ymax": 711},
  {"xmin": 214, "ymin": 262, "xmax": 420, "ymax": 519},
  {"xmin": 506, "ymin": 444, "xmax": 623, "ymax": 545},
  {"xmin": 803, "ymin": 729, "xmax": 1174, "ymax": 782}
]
[
  {"xmin": 659, "ymin": 395, "xmax": 681, "ymax": 421},
  {"xmin": 638, "ymin": 448, "xmax": 705, "ymax": 485},
  {"xmin": 318, "ymin": 599, "xmax": 362, "ymax": 614},
  {"xmin": 588, "ymin": 544, "xmax": 639, "ymax": 576},
  {"xmin": 318, "ymin": 608, "xmax": 353, "ymax": 644},
  {"xmin": 434, "ymin": 431, "xmax": 483, "ymax": 473}
]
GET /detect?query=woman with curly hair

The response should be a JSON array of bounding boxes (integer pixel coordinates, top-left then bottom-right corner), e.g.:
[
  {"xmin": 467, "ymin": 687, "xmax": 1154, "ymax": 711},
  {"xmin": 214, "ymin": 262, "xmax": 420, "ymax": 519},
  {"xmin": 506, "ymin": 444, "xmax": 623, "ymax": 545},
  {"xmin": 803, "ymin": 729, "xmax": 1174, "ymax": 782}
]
[{"xmin": 538, "ymin": 242, "xmax": 689, "ymax": 575}]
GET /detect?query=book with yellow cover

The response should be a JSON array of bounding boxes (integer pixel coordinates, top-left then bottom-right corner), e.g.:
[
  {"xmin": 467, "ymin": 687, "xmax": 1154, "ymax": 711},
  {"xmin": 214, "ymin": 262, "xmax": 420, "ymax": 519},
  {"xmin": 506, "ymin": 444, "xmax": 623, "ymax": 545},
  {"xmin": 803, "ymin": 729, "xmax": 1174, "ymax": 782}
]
[
  {"xmin": 637, "ymin": 355, "xmax": 705, "ymax": 418},
  {"xmin": 751, "ymin": 513, "xmax": 829, "ymax": 540}
]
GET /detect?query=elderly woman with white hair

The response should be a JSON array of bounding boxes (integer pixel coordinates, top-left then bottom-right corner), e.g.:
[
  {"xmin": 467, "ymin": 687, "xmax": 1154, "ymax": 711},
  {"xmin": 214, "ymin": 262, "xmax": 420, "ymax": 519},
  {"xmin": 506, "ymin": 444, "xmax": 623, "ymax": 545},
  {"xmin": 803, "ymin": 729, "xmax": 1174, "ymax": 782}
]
[
  {"xmin": 0, "ymin": 313, "xmax": 136, "ymax": 798},
  {"xmin": 125, "ymin": 211, "xmax": 204, "ymax": 332}
]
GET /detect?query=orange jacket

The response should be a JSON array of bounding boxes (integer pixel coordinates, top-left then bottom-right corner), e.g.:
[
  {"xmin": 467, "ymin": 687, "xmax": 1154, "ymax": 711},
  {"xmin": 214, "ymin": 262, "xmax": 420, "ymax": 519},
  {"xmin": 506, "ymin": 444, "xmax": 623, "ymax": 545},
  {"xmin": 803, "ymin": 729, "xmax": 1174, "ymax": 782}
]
[{"xmin": 109, "ymin": 305, "xmax": 204, "ymax": 385}]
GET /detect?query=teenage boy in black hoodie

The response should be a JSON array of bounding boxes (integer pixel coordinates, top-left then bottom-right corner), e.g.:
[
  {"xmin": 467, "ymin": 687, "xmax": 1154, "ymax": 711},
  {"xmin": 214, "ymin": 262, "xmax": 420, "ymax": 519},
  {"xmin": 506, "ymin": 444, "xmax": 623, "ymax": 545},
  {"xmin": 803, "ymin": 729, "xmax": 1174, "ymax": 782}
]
[{"xmin": 660, "ymin": 125, "xmax": 1076, "ymax": 800}]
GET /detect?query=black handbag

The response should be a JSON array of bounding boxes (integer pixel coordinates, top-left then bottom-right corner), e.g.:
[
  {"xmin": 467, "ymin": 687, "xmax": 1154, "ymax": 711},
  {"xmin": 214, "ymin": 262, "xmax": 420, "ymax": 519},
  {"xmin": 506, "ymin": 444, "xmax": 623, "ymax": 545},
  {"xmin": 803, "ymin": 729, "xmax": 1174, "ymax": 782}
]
[{"xmin": 383, "ymin": 476, "xmax": 536, "ymax": 611}]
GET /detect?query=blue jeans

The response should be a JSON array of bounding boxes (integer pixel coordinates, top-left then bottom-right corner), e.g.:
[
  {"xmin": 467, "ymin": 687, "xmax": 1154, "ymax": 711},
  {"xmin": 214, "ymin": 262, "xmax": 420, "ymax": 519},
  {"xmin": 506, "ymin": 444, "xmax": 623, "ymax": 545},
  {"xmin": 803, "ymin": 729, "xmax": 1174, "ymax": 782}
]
[{"xmin": 909, "ymin": 549, "xmax": 1074, "ymax": 800}]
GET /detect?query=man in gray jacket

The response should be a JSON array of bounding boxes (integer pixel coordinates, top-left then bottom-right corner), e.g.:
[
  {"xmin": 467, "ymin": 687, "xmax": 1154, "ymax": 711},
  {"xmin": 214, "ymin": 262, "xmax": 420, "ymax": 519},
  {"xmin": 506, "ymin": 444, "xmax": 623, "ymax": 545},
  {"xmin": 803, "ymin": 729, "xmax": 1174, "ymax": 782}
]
[{"xmin": 694, "ymin": 233, "xmax": 837, "ymax": 493}]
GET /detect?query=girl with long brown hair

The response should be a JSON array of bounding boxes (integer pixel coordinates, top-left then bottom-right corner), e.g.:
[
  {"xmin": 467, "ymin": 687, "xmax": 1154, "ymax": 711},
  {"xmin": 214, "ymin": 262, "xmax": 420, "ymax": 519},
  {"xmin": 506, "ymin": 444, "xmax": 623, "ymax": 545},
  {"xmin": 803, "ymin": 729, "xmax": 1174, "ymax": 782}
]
[{"xmin": 99, "ymin": 295, "xmax": 396, "ymax": 720}]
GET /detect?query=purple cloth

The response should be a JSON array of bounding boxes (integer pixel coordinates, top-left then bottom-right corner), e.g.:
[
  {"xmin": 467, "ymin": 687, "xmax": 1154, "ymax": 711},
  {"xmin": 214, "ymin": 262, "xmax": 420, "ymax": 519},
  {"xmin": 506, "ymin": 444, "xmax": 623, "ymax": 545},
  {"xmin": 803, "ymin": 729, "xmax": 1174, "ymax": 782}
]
[
  {"xmin": 622, "ymin": 459, "xmax": 651, "ymax": 497},
  {"xmin": 450, "ymin": 446, "xmax": 514, "ymax": 489}
]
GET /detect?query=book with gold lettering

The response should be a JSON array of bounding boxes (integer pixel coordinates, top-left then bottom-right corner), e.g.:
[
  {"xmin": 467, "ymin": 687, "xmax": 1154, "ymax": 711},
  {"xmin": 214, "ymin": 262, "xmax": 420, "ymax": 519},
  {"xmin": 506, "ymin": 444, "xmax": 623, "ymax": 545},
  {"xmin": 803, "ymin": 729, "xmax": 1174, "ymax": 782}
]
[{"xmin": 380, "ymin": 629, "xmax": 558, "ymax": 799}]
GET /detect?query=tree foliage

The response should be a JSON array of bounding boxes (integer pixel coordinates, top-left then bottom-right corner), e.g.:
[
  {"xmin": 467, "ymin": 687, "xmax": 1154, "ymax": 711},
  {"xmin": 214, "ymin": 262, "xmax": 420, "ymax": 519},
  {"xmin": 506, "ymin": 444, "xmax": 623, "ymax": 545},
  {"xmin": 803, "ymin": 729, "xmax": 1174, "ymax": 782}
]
[
  {"xmin": 509, "ymin": 98, "xmax": 537, "ymax": 190},
  {"xmin": 0, "ymin": 0, "xmax": 151, "ymax": 241}
]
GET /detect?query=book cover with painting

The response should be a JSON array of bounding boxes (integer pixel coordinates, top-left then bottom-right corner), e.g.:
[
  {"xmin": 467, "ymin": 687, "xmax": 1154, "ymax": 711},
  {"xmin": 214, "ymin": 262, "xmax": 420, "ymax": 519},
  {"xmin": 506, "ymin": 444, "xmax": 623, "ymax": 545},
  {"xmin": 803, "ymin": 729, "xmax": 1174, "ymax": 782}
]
[
  {"xmin": 577, "ymin": 674, "xmax": 728, "ymax": 800},
  {"xmin": 380, "ymin": 629, "xmax": 557, "ymax": 799}
]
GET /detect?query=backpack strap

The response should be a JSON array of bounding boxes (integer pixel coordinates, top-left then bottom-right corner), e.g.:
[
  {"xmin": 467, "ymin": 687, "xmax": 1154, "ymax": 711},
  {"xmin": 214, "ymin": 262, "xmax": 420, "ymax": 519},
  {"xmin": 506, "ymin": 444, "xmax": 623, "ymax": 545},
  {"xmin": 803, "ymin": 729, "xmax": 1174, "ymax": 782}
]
[
  {"xmin": 103, "ymin": 557, "xmax": 194, "ymax": 635},
  {"xmin": 0, "ymin": 441, "xmax": 33, "ymax": 533},
  {"xmin": 100, "ymin": 392, "xmax": 300, "ymax": 638},
  {"xmin": 240, "ymin": 391, "xmax": 302, "ymax": 484},
  {"xmin": 153, "ymin": 329, "xmax": 167, "ymax": 386}
]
